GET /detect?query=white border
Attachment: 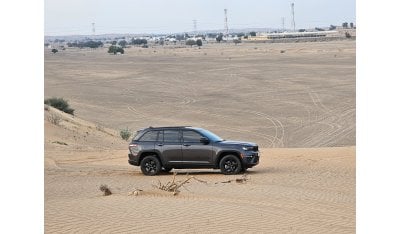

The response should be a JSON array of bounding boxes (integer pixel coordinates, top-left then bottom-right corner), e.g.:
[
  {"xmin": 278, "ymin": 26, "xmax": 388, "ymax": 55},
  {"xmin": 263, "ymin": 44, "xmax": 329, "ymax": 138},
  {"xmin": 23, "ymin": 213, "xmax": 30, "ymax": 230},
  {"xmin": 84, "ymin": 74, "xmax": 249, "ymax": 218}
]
[{"xmin": 0, "ymin": 0, "xmax": 44, "ymax": 233}]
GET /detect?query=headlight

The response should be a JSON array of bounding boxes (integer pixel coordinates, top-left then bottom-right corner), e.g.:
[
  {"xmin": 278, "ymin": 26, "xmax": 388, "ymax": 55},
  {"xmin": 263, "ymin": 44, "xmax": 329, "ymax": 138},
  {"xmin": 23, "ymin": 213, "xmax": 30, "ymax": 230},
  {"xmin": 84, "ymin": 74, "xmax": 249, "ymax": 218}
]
[{"xmin": 242, "ymin": 146, "xmax": 250, "ymax": 151}]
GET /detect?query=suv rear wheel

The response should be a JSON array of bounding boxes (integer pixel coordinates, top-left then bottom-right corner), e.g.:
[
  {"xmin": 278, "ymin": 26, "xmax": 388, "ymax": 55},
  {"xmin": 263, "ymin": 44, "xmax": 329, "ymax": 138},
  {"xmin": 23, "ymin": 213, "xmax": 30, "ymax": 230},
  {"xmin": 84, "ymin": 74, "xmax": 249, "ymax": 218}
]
[
  {"xmin": 219, "ymin": 155, "xmax": 242, "ymax": 175},
  {"xmin": 140, "ymin": 155, "xmax": 161, "ymax": 176}
]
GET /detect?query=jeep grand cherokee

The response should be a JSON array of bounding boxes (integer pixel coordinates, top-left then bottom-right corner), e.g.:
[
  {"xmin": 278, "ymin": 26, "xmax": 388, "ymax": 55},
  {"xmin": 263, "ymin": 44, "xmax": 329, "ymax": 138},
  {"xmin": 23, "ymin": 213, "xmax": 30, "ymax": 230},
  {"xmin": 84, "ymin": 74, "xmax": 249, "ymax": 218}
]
[{"xmin": 128, "ymin": 126, "xmax": 259, "ymax": 175}]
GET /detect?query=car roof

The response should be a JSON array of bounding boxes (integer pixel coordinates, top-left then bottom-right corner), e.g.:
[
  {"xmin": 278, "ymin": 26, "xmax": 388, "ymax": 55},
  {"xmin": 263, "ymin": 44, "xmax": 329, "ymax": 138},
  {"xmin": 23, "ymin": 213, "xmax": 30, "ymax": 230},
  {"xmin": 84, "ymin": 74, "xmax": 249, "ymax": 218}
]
[{"xmin": 145, "ymin": 126, "xmax": 193, "ymax": 130}]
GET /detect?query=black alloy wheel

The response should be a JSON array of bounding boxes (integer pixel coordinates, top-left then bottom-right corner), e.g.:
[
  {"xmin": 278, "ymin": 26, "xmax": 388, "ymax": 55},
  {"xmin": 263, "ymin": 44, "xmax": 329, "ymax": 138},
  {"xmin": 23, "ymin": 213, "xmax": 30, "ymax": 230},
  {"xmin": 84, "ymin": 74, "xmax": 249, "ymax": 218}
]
[
  {"xmin": 140, "ymin": 155, "xmax": 161, "ymax": 176},
  {"xmin": 220, "ymin": 155, "xmax": 242, "ymax": 175}
]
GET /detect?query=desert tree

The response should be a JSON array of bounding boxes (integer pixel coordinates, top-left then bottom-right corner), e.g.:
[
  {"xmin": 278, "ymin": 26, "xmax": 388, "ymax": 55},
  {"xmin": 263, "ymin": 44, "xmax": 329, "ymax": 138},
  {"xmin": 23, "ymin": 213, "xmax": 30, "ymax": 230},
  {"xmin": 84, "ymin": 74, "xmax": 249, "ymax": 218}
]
[
  {"xmin": 216, "ymin": 33, "xmax": 223, "ymax": 43},
  {"xmin": 186, "ymin": 39, "xmax": 196, "ymax": 47},
  {"xmin": 66, "ymin": 40, "xmax": 102, "ymax": 48},
  {"xmin": 233, "ymin": 38, "xmax": 241, "ymax": 45},
  {"xmin": 108, "ymin": 45, "xmax": 124, "ymax": 54},
  {"xmin": 176, "ymin": 34, "xmax": 185, "ymax": 41},
  {"xmin": 118, "ymin": 40, "xmax": 128, "ymax": 48},
  {"xmin": 131, "ymin": 38, "xmax": 148, "ymax": 45},
  {"xmin": 196, "ymin": 39, "xmax": 202, "ymax": 48}
]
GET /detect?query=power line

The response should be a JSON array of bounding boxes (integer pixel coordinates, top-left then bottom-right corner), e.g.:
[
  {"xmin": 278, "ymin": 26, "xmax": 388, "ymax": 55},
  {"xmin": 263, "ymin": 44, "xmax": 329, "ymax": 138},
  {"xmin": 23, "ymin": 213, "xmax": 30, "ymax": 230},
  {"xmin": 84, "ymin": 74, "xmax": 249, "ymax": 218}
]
[
  {"xmin": 224, "ymin": 9, "xmax": 229, "ymax": 36},
  {"xmin": 291, "ymin": 3, "xmax": 296, "ymax": 31},
  {"xmin": 92, "ymin": 22, "xmax": 95, "ymax": 35}
]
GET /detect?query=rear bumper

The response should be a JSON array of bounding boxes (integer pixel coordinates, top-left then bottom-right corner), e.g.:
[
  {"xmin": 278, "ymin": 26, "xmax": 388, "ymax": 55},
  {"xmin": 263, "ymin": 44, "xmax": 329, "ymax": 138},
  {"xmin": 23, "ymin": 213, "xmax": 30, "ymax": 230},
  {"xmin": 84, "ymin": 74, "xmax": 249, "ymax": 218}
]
[{"xmin": 128, "ymin": 153, "xmax": 139, "ymax": 166}]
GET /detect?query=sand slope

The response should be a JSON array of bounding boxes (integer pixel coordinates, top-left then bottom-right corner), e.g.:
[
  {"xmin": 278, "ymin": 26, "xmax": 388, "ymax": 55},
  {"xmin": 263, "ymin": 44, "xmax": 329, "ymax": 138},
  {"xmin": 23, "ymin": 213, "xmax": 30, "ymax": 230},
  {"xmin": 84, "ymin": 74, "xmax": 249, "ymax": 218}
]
[
  {"xmin": 44, "ymin": 108, "xmax": 355, "ymax": 233},
  {"xmin": 44, "ymin": 41, "xmax": 355, "ymax": 148}
]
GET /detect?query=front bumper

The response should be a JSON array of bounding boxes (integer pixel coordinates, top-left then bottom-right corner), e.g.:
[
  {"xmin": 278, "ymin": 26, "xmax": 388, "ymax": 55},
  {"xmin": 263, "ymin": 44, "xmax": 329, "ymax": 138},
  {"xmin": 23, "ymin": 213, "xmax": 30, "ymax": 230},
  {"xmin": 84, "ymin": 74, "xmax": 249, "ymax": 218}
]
[{"xmin": 241, "ymin": 151, "xmax": 260, "ymax": 168}]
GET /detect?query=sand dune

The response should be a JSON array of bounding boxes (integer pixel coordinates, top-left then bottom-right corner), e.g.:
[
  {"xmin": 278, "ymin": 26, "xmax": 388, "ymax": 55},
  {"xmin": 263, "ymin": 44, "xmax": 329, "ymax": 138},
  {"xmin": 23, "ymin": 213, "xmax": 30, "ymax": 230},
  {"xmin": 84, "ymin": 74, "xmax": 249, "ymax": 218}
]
[
  {"xmin": 44, "ymin": 41, "xmax": 355, "ymax": 148},
  {"xmin": 44, "ymin": 107, "xmax": 355, "ymax": 233}
]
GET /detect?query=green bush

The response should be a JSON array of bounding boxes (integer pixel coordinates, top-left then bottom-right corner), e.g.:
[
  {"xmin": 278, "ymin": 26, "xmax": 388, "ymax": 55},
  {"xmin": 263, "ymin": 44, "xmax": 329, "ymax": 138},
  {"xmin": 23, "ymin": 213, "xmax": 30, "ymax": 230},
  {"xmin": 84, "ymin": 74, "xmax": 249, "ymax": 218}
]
[
  {"xmin": 44, "ymin": 97, "xmax": 75, "ymax": 115},
  {"xmin": 196, "ymin": 39, "xmax": 202, "ymax": 47},
  {"xmin": 186, "ymin": 39, "xmax": 196, "ymax": 47},
  {"xmin": 120, "ymin": 128, "xmax": 132, "ymax": 141},
  {"xmin": 108, "ymin": 45, "xmax": 124, "ymax": 54}
]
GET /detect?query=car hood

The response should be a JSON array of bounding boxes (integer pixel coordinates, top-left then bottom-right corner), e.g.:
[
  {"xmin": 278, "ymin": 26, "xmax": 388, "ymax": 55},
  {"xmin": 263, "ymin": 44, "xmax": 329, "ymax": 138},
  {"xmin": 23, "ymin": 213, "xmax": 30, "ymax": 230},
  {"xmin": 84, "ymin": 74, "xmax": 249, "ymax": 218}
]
[{"xmin": 217, "ymin": 140, "xmax": 257, "ymax": 146}]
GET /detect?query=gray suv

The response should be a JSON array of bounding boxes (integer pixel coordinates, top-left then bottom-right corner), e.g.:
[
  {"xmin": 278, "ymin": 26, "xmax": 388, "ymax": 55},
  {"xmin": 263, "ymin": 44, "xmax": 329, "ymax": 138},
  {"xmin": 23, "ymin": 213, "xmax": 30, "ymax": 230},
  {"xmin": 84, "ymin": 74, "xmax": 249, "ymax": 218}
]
[{"xmin": 128, "ymin": 126, "xmax": 259, "ymax": 175}]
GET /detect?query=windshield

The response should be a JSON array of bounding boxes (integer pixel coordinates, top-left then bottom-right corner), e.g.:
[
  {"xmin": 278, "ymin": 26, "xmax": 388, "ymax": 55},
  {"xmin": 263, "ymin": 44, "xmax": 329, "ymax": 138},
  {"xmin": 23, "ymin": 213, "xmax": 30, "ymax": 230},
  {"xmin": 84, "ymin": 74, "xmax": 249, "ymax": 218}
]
[{"xmin": 194, "ymin": 128, "xmax": 224, "ymax": 142}]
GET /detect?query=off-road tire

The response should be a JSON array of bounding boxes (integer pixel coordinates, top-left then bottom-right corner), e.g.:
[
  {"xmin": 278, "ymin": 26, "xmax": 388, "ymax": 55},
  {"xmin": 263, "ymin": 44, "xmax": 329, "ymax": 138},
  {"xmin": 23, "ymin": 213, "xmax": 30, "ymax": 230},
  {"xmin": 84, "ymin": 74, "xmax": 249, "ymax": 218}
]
[
  {"xmin": 219, "ymin": 155, "xmax": 242, "ymax": 175},
  {"xmin": 140, "ymin": 155, "xmax": 161, "ymax": 176}
]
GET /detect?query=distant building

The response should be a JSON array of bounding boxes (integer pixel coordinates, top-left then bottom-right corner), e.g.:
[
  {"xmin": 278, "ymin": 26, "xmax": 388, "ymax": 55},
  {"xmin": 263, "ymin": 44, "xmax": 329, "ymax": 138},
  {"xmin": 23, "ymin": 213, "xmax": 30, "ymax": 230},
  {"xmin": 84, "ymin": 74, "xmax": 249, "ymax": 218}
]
[{"xmin": 245, "ymin": 31, "xmax": 338, "ymax": 41}]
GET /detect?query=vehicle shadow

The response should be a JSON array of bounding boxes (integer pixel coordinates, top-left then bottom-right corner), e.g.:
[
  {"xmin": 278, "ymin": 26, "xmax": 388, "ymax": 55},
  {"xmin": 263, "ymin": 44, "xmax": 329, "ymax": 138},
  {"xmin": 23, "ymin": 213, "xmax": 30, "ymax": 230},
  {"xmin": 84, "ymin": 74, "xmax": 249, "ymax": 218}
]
[
  {"xmin": 158, "ymin": 169, "xmax": 267, "ymax": 176},
  {"xmin": 123, "ymin": 166, "xmax": 287, "ymax": 177},
  {"xmin": 251, "ymin": 166, "xmax": 288, "ymax": 174}
]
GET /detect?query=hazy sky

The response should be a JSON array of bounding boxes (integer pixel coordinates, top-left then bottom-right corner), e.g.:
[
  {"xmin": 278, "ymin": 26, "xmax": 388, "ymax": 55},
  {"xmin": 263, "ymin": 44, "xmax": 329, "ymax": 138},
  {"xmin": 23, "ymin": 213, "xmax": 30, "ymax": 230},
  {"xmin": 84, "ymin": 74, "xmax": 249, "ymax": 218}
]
[{"xmin": 45, "ymin": 0, "xmax": 355, "ymax": 36}]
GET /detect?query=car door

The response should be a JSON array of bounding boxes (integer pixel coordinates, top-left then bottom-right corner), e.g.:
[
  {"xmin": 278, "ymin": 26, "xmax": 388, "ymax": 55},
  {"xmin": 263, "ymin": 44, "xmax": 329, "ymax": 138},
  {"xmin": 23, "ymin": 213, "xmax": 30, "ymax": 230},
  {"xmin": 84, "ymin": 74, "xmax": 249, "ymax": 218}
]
[
  {"xmin": 182, "ymin": 130, "xmax": 213, "ymax": 164},
  {"xmin": 155, "ymin": 130, "xmax": 182, "ymax": 164}
]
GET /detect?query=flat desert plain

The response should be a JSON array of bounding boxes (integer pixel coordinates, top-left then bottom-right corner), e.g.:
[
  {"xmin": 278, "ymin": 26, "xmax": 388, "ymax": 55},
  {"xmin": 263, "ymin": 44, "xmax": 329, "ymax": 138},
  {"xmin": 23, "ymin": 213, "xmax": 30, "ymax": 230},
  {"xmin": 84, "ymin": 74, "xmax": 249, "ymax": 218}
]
[{"xmin": 45, "ymin": 41, "xmax": 355, "ymax": 233}]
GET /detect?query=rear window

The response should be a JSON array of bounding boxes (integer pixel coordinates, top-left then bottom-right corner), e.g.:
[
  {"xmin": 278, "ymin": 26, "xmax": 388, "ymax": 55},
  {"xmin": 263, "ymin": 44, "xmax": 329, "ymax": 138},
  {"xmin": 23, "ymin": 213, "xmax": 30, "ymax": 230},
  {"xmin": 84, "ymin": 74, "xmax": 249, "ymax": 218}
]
[
  {"xmin": 138, "ymin": 130, "xmax": 159, "ymax": 142},
  {"xmin": 132, "ymin": 130, "xmax": 143, "ymax": 141}
]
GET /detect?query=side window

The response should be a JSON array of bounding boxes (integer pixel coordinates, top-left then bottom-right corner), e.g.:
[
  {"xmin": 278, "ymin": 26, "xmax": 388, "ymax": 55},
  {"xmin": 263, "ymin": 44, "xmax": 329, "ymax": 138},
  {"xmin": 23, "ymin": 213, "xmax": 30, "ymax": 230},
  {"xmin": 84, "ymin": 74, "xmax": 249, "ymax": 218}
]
[
  {"xmin": 183, "ymin": 130, "xmax": 203, "ymax": 142},
  {"xmin": 138, "ymin": 130, "xmax": 159, "ymax": 142},
  {"xmin": 163, "ymin": 130, "xmax": 181, "ymax": 143}
]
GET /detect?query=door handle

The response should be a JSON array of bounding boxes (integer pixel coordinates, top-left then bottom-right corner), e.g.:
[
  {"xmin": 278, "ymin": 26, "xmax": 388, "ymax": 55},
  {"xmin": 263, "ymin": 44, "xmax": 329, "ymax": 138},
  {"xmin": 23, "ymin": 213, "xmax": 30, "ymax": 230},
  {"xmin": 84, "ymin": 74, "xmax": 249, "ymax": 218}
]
[
  {"xmin": 157, "ymin": 143, "xmax": 163, "ymax": 146},
  {"xmin": 183, "ymin": 144, "xmax": 190, "ymax": 147}
]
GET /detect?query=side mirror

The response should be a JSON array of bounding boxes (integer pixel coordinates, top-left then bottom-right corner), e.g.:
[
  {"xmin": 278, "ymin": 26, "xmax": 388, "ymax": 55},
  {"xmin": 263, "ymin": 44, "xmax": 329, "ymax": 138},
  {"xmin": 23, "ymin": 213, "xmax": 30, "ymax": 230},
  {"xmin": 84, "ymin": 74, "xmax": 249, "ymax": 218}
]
[{"xmin": 200, "ymin": 137, "xmax": 210, "ymax": 144}]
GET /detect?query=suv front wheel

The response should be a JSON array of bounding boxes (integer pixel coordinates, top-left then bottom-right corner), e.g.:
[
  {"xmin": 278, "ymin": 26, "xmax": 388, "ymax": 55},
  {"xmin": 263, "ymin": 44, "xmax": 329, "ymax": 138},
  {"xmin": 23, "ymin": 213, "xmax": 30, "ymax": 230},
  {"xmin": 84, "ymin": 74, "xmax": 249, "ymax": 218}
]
[
  {"xmin": 140, "ymin": 155, "xmax": 161, "ymax": 176},
  {"xmin": 219, "ymin": 155, "xmax": 242, "ymax": 175}
]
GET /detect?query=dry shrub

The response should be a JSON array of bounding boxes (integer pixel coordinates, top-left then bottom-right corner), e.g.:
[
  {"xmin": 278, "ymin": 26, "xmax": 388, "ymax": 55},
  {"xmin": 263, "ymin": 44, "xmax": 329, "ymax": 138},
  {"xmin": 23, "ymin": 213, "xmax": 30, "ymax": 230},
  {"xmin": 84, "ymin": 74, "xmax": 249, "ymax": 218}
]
[
  {"xmin": 120, "ymin": 128, "xmax": 132, "ymax": 141},
  {"xmin": 99, "ymin": 184, "xmax": 112, "ymax": 196},
  {"xmin": 47, "ymin": 113, "xmax": 61, "ymax": 125},
  {"xmin": 153, "ymin": 172, "xmax": 207, "ymax": 195},
  {"xmin": 216, "ymin": 174, "xmax": 249, "ymax": 184},
  {"xmin": 96, "ymin": 124, "xmax": 104, "ymax": 131},
  {"xmin": 44, "ymin": 97, "xmax": 74, "ymax": 115}
]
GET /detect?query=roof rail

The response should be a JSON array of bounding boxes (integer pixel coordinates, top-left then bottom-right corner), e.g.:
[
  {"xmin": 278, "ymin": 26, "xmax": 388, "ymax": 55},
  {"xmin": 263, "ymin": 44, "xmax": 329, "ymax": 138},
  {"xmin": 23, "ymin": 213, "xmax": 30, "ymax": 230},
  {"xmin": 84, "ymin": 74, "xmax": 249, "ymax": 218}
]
[{"xmin": 148, "ymin": 126, "xmax": 192, "ymax": 129}]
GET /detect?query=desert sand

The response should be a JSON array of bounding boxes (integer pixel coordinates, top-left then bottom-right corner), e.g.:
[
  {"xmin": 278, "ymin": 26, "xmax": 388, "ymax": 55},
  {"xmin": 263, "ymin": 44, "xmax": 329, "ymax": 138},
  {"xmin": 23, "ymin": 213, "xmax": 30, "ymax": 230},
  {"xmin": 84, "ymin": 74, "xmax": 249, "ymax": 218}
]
[
  {"xmin": 45, "ymin": 41, "xmax": 355, "ymax": 148},
  {"xmin": 45, "ymin": 40, "xmax": 355, "ymax": 233}
]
